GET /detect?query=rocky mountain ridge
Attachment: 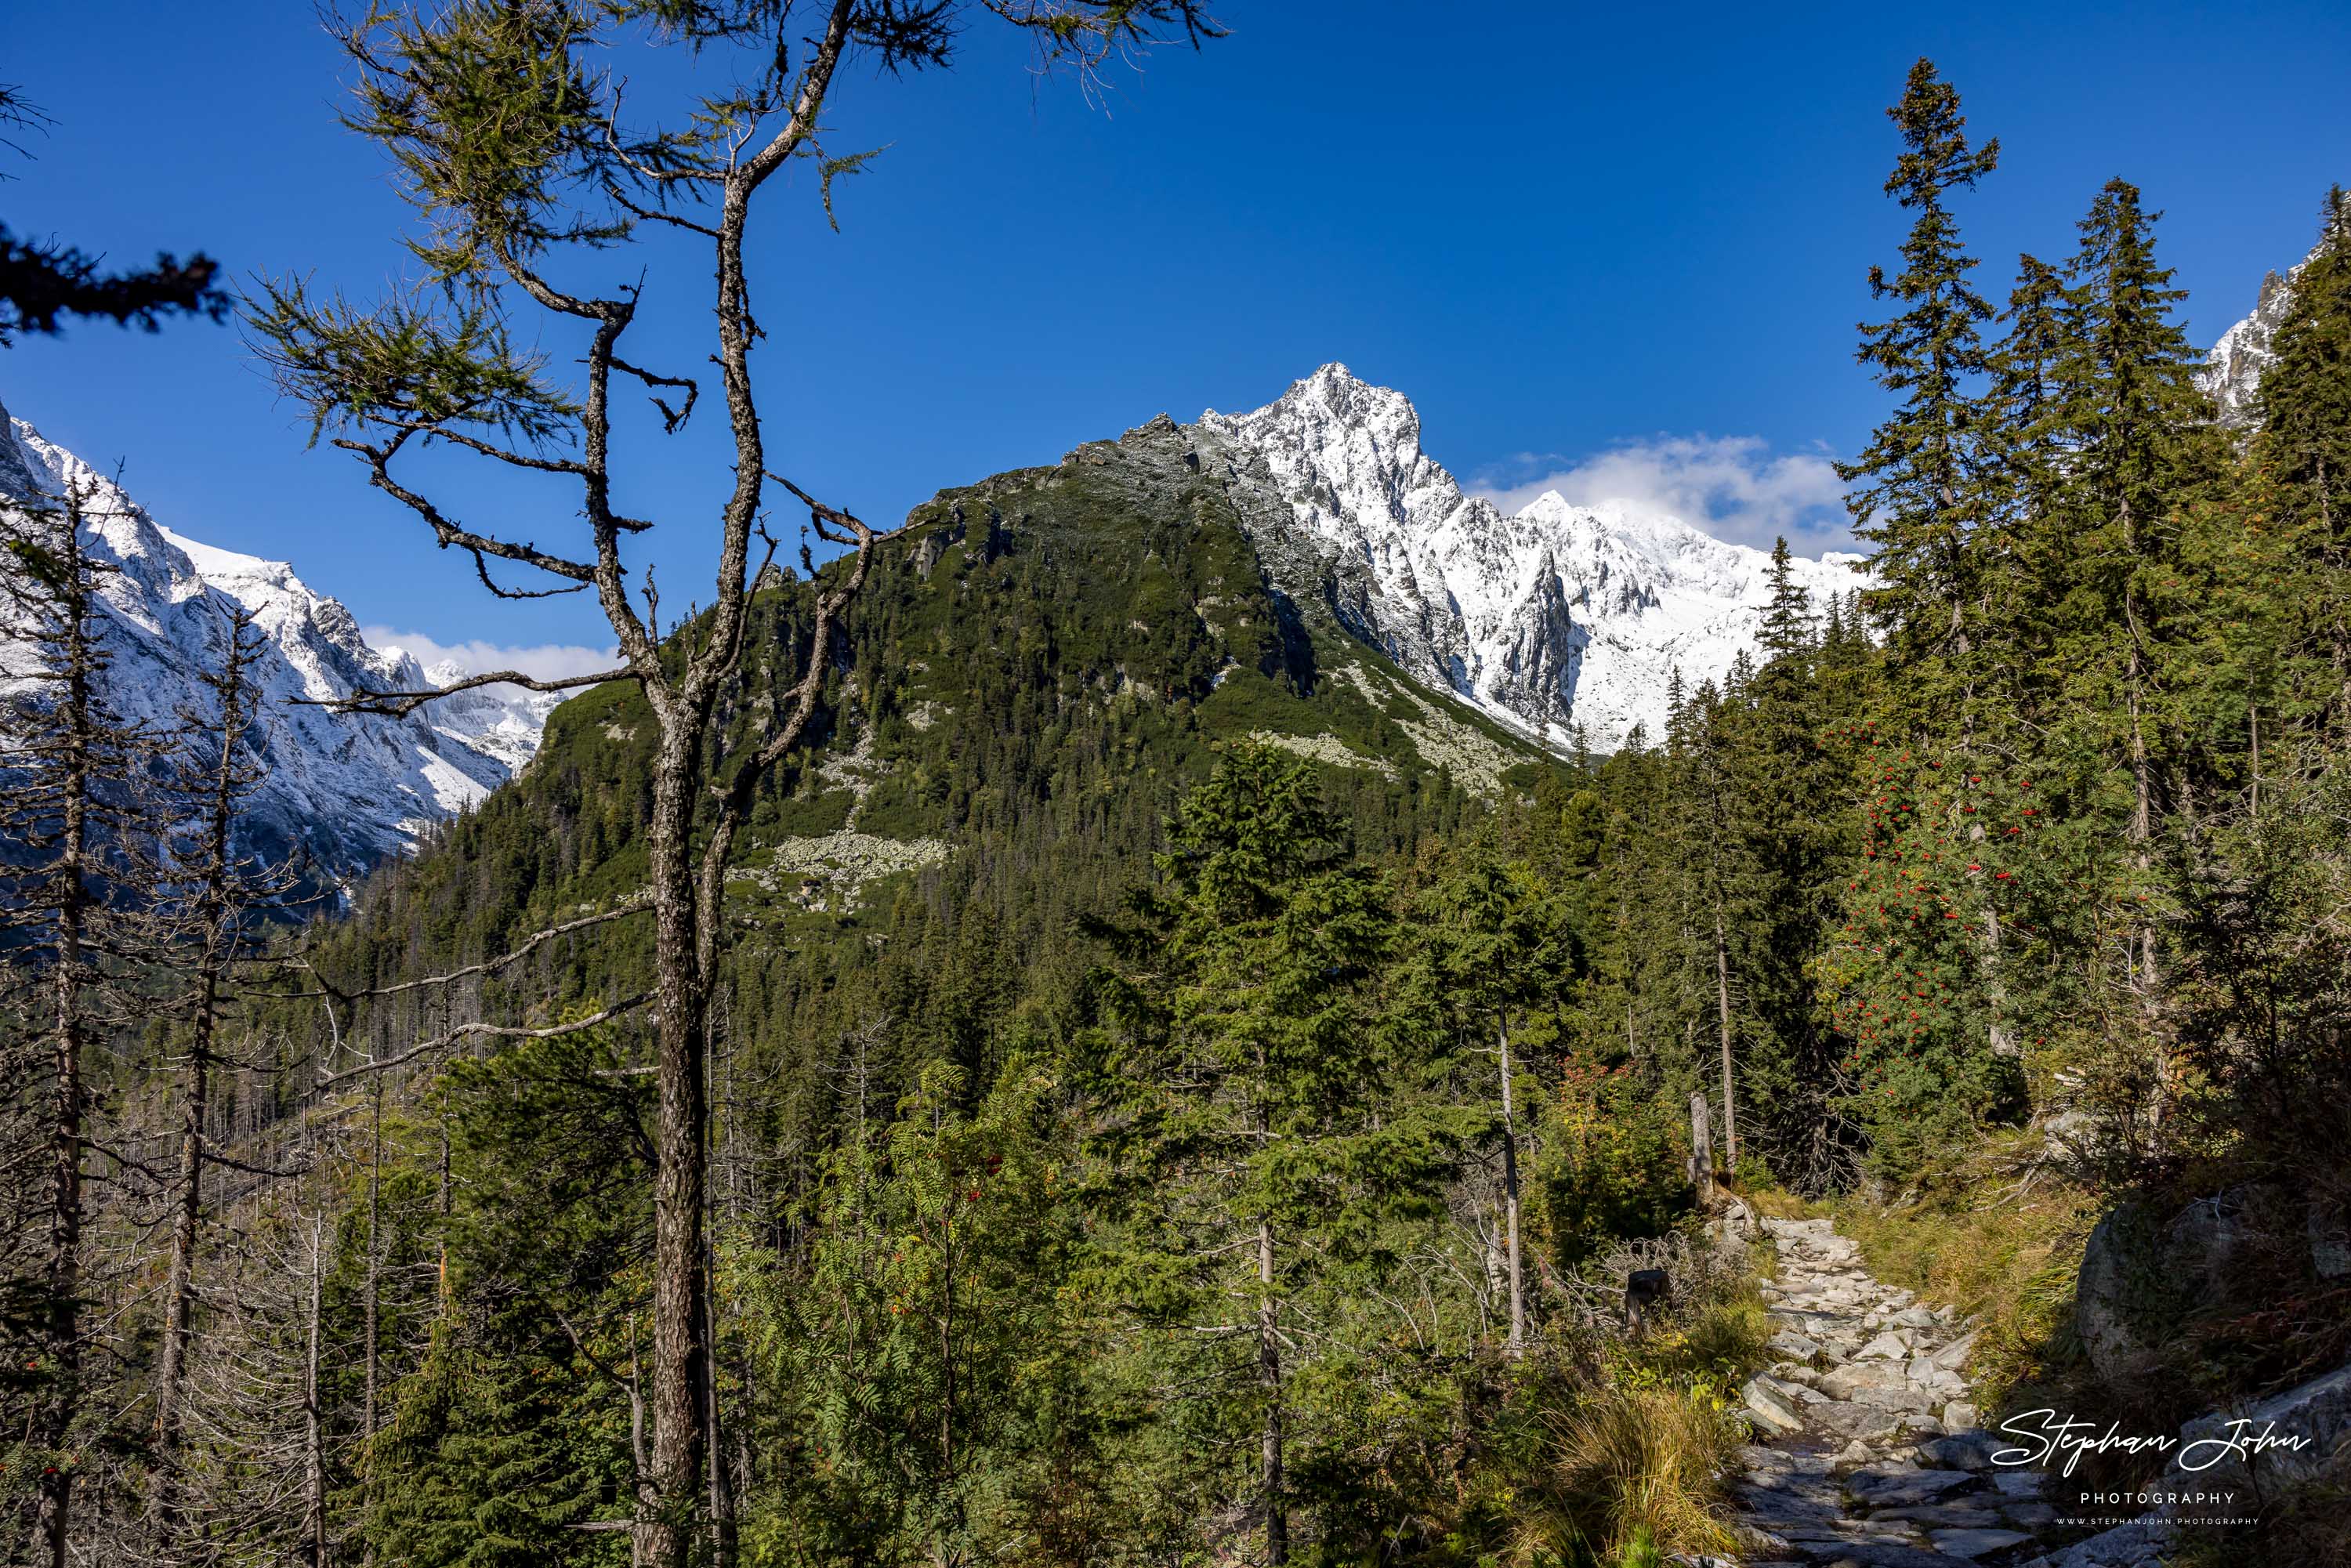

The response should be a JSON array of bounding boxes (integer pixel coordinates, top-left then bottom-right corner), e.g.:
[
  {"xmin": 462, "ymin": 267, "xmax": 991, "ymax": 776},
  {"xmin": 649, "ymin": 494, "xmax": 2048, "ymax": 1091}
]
[
  {"xmin": 0, "ymin": 400, "xmax": 561, "ymax": 885},
  {"xmin": 2196, "ymin": 233, "xmax": 2328, "ymax": 428},
  {"xmin": 1196, "ymin": 364, "xmax": 1866, "ymax": 750}
]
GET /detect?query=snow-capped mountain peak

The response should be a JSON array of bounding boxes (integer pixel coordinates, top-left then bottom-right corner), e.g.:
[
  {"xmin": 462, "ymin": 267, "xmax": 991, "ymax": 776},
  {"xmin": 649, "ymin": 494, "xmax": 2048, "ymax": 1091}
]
[
  {"xmin": 2195, "ymin": 214, "xmax": 2348, "ymax": 429},
  {"xmin": 1, "ymin": 397, "xmax": 566, "ymax": 881},
  {"xmin": 1193, "ymin": 365, "xmax": 1864, "ymax": 749},
  {"xmin": 2197, "ymin": 259, "xmax": 2306, "ymax": 428}
]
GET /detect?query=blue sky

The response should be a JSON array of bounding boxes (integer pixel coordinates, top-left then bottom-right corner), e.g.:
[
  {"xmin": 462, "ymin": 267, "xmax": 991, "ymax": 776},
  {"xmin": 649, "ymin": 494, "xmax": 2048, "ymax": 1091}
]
[{"xmin": 5, "ymin": 1, "xmax": 2348, "ymax": 675}]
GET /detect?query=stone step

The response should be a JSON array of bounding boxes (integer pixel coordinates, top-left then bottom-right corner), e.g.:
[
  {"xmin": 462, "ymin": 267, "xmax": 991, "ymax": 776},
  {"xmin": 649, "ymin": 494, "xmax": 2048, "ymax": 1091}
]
[
  {"xmin": 1927, "ymin": 1526, "xmax": 2033, "ymax": 1559},
  {"xmin": 1847, "ymin": 1468, "xmax": 1984, "ymax": 1508}
]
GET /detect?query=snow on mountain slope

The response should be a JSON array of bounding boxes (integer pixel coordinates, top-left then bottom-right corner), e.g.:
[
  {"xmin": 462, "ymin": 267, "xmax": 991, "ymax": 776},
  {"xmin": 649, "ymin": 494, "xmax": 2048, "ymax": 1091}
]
[
  {"xmin": 2194, "ymin": 215, "xmax": 2349, "ymax": 428},
  {"xmin": 0, "ymin": 398, "xmax": 564, "ymax": 881},
  {"xmin": 2197, "ymin": 250, "xmax": 2311, "ymax": 428},
  {"xmin": 1194, "ymin": 365, "xmax": 1865, "ymax": 750}
]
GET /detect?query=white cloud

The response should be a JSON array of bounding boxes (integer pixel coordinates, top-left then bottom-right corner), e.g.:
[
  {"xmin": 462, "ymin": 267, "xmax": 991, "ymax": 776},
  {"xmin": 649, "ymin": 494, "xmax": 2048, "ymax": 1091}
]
[
  {"xmin": 1470, "ymin": 435, "xmax": 1852, "ymax": 552},
  {"xmin": 360, "ymin": 626, "xmax": 619, "ymax": 683}
]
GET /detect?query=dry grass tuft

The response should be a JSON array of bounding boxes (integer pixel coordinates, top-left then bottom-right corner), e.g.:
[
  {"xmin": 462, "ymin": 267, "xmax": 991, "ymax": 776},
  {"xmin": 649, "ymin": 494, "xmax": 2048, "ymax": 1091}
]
[
  {"xmin": 1733, "ymin": 1174, "xmax": 1816, "ymax": 1221},
  {"xmin": 1512, "ymin": 1385, "xmax": 1744, "ymax": 1566}
]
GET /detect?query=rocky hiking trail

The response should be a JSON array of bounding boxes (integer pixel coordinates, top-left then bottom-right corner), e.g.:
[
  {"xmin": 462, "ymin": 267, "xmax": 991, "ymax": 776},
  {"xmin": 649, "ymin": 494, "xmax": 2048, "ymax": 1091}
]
[{"xmin": 1722, "ymin": 1215, "xmax": 2062, "ymax": 1568}]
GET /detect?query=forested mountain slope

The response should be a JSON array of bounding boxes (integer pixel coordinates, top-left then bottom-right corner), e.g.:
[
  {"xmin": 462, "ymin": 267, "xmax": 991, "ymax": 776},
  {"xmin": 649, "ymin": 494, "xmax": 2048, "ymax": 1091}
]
[{"xmin": 302, "ymin": 410, "xmax": 1556, "ymax": 1135}]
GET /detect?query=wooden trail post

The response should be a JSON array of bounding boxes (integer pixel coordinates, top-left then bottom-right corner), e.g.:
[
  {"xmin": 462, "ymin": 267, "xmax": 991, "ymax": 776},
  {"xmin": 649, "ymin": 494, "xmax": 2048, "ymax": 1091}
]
[{"xmin": 1688, "ymin": 1092, "xmax": 1715, "ymax": 1206}]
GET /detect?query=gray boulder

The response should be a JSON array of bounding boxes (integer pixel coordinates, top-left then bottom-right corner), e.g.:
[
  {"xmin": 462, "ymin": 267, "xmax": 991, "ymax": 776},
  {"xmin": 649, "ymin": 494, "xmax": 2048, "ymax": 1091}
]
[
  {"xmin": 2164, "ymin": 1356, "xmax": 2351, "ymax": 1494},
  {"xmin": 1930, "ymin": 1330, "xmax": 1980, "ymax": 1372},
  {"xmin": 2311, "ymin": 1198, "xmax": 2351, "ymax": 1280},
  {"xmin": 1741, "ymin": 1375, "xmax": 1805, "ymax": 1434},
  {"xmin": 2024, "ymin": 1516, "xmax": 2173, "ymax": 1567},
  {"xmin": 2076, "ymin": 1195, "xmax": 2260, "ymax": 1383},
  {"xmin": 1915, "ymin": 1430, "xmax": 1999, "ymax": 1472},
  {"xmin": 2075, "ymin": 1202, "xmax": 2161, "ymax": 1383},
  {"xmin": 1820, "ymin": 1360, "xmax": 1913, "ymax": 1400},
  {"xmin": 2164, "ymin": 1193, "xmax": 2254, "ymax": 1302},
  {"xmin": 1846, "ymin": 1467, "xmax": 1980, "ymax": 1507}
]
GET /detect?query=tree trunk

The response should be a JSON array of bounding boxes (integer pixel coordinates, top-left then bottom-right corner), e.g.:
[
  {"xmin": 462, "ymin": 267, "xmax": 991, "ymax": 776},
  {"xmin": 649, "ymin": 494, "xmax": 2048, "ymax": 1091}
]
[
  {"xmin": 33, "ymin": 559, "xmax": 96, "ymax": 1568},
  {"xmin": 1497, "ymin": 1014, "xmax": 1526, "ymax": 1359},
  {"xmin": 436, "ymin": 1082, "xmax": 451, "ymax": 1317},
  {"xmin": 1257, "ymin": 1214, "xmax": 1285, "ymax": 1566},
  {"xmin": 2249, "ymin": 699, "xmax": 2261, "ymax": 816},
  {"xmin": 1689, "ymin": 1091, "xmax": 1715, "ymax": 1200},
  {"xmin": 155, "ymin": 609, "xmax": 268, "ymax": 1552},
  {"xmin": 149, "ymin": 973, "xmax": 211, "ymax": 1541},
  {"xmin": 629, "ymin": 1317, "xmax": 650, "ymax": 1568},
  {"xmin": 362, "ymin": 1077, "xmax": 382, "ymax": 1568},
  {"xmin": 643, "ymin": 730, "xmax": 709, "ymax": 1568},
  {"xmin": 303, "ymin": 1217, "xmax": 328, "ymax": 1568},
  {"xmin": 2129, "ymin": 675, "xmax": 2157, "ymax": 986},
  {"xmin": 705, "ymin": 1245, "xmax": 737, "ymax": 1568},
  {"xmin": 2126, "ymin": 626, "xmax": 2166, "ymax": 1135},
  {"xmin": 1712, "ymin": 905, "xmax": 1737, "ymax": 1175},
  {"xmin": 36, "ymin": 896, "xmax": 83, "ymax": 1568},
  {"xmin": 1982, "ymin": 900, "xmax": 2015, "ymax": 1056}
]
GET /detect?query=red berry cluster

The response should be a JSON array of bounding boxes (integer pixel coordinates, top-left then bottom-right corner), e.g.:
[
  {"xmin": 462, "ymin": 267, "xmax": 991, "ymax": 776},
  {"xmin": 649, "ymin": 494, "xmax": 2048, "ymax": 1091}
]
[{"xmin": 1813, "ymin": 728, "xmax": 2043, "ymax": 1103}]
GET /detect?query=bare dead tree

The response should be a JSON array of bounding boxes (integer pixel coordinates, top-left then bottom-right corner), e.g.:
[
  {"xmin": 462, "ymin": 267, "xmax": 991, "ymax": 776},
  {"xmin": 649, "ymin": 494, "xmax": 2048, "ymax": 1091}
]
[
  {"xmin": 246, "ymin": 6, "xmax": 1224, "ymax": 1562},
  {"xmin": 166, "ymin": 1208, "xmax": 337, "ymax": 1566},
  {"xmin": 360, "ymin": 1074, "xmax": 382, "ymax": 1568},
  {"xmin": 1495, "ymin": 1012, "xmax": 1526, "ymax": 1359},
  {"xmin": 0, "ymin": 480, "xmax": 169, "ymax": 1568},
  {"xmin": 149, "ymin": 602, "xmax": 306, "ymax": 1555},
  {"xmin": 301, "ymin": 1212, "xmax": 328, "ymax": 1568}
]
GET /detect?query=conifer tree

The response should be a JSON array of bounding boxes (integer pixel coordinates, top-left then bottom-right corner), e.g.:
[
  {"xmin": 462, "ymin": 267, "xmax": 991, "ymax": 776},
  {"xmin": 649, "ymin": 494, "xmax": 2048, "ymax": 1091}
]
[
  {"xmin": 1723, "ymin": 549, "xmax": 1868, "ymax": 1184},
  {"xmin": 1989, "ymin": 255, "xmax": 2072, "ymax": 489},
  {"xmin": 1984, "ymin": 252, "xmax": 2074, "ymax": 683},
  {"xmin": 0, "ymin": 86, "xmax": 227, "ymax": 346},
  {"xmin": 1759, "ymin": 537, "xmax": 1815, "ymax": 661},
  {"xmin": 2042, "ymin": 179, "xmax": 2221, "ymax": 1107},
  {"xmin": 1399, "ymin": 846, "xmax": 1571, "ymax": 1356},
  {"xmin": 1661, "ymin": 679, "xmax": 1747, "ymax": 1176},
  {"xmin": 2052, "ymin": 179, "xmax": 2219, "ymax": 563},
  {"xmin": 1838, "ymin": 59, "xmax": 2001, "ymax": 697},
  {"xmin": 2253, "ymin": 186, "xmax": 2351, "ymax": 729},
  {"xmin": 1091, "ymin": 744, "xmax": 1461, "ymax": 1563},
  {"xmin": 773, "ymin": 1058, "xmax": 1078, "ymax": 1561}
]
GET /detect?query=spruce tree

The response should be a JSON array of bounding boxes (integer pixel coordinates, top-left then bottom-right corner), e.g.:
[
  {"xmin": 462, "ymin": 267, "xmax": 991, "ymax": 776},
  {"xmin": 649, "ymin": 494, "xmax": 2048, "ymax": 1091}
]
[
  {"xmin": 2253, "ymin": 186, "xmax": 2351, "ymax": 730},
  {"xmin": 1985, "ymin": 253, "xmax": 2074, "ymax": 675},
  {"xmin": 1989, "ymin": 255, "xmax": 2073, "ymax": 485},
  {"xmin": 1730, "ymin": 549, "xmax": 1870, "ymax": 1186},
  {"xmin": 1398, "ymin": 845, "xmax": 1572, "ymax": 1356},
  {"xmin": 2054, "ymin": 179, "xmax": 2220, "ymax": 567},
  {"xmin": 1838, "ymin": 58, "xmax": 2001, "ymax": 695},
  {"xmin": 1759, "ymin": 536, "xmax": 1816, "ymax": 661},
  {"xmin": 2052, "ymin": 180, "xmax": 2222, "ymax": 1086},
  {"xmin": 1089, "ymin": 744, "xmax": 1460, "ymax": 1563}
]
